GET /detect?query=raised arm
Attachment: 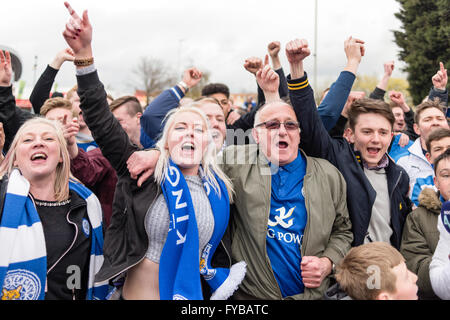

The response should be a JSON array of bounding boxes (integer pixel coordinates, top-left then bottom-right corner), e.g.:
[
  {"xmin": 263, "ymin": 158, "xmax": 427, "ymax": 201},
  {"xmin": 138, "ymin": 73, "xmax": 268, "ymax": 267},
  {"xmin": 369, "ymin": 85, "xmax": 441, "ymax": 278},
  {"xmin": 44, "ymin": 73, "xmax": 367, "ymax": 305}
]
[
  {"xmin": 244, "ymin": 55, "xmax": 265, "ymax": 105},
  {"xmin": 285, "ymin": 38, "xmax": 357, "ymax": 161},
  {"xmin": 229, "ymin": 57, "xmax": 279, "ymax": 133},
  {"xmin": 268, "ymin": 41, "xmax": 288, "ymax": 99},
  {"xmin": 62, "ymin": 2, "xmax": 137, "ymax": 176},
  {"xmin": 141, "ymin": 67, "xmax": 202, "ymax": 142},
  {"xmin": 317, "ymin": 36, "xmax": 365, "ymax": 131},
  {"xmin": 285, "ymin": 38, "xmax": 328, "ymax": 158},
  {"xmin": 0, "ymin": 50, "xmax": 33, "ymax": 152},
  {"xmin": 389, "ymin": 90, "xmax": 418, "ymax": 140},
  {"xmin": 369, "ymin": 61, "xmax": 394, "ymax": 100},
  {"xmin": 429, "ymin": 62, "xmax": 448, "ymax": 107},
  {"xmin": 29, "ymin": 48, "xmax": 75, "ymax": 114}
]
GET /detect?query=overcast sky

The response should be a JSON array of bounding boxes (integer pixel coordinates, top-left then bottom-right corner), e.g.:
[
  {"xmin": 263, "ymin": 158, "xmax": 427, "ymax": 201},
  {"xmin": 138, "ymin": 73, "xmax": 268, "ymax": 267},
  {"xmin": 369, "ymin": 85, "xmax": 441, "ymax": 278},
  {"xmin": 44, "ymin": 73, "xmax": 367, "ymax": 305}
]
[{"xmin": 1, "ymin": 0, "xmax": 406, "ymax": 98}]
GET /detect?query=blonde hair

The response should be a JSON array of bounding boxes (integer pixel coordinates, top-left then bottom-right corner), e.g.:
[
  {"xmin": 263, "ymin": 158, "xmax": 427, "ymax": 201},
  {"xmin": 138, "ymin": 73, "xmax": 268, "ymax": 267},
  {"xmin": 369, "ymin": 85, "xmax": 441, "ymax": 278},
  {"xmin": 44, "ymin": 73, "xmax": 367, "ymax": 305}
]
[
  {"xmin": 0, "ymin": 117, "xmax": 72, "ymax": 201},
  {"xmin": 154, "ymin": 105, "xmax": 234, "ymax": 201},
  {"xmin": 65, "ymin": 85, "xmax": 78, "ymax": 102},
  {"xmin": 40, "ymin": 97, "xmax": 77, "ymax": 118},
  {"xmin": 335, "ymin": 242, "xmax": 405, "ymax": 300}
]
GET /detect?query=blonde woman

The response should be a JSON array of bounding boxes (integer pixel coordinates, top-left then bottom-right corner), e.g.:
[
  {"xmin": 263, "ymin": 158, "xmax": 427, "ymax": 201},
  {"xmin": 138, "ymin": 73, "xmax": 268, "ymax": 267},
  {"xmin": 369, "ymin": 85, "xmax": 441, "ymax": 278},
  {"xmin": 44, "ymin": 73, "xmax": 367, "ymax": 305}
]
[
  {"xmin": 62, "ymin": 2, "xmax": 245, "ymax": 300},
  {"xmin": 0, "ymin": 117, "xmax": 106, "ymax": 300}
]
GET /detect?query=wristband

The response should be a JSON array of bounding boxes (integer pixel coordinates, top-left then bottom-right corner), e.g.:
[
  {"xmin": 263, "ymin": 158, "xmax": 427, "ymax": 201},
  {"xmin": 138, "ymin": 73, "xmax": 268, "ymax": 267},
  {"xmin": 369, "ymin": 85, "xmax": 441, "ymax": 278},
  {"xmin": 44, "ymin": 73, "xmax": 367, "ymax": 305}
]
[
  {"xmin": 178, "ymin": 81, "xmax": 189, "ymax": 93},
  {"xmin": 433, "ymin": 87, "xmax": 446, "ymax": 93},
  {"xmin": 74, "ymin": 57, "xmax": 94, "ymax": 67}
]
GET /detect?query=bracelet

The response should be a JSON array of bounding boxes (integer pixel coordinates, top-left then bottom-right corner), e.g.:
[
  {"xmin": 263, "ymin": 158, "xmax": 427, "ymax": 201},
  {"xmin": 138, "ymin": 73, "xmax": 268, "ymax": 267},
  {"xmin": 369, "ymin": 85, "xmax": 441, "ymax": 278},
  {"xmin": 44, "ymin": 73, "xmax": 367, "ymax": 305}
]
[{"xmin": 74, "ymin": 57, "xmax": 94, "ymax": 67}]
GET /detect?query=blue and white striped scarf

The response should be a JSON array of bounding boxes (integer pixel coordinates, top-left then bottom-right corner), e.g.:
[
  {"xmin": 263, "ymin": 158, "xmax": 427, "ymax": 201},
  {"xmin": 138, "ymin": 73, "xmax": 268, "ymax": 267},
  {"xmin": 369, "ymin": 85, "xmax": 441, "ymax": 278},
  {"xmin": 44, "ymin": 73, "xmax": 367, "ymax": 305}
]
[
  {"xmin": 0, "ymin": 169, "xmax": 108, "ymax": 300},
  {"xmin": 159, "ymin": 160, "xmax": 246, "ymax": 300}
]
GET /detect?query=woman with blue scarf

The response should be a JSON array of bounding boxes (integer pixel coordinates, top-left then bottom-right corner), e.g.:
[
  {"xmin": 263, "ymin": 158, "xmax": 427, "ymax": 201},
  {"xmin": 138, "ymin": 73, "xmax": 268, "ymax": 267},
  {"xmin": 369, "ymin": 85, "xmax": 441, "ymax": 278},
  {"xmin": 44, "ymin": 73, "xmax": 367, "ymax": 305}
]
[
  {"xmin": 61, "ymin": 2, "xmax": 246, "ymax": 300},
  {"xmin": 0, "ymin": 117, "xmax": 107, "ymax": 300}
]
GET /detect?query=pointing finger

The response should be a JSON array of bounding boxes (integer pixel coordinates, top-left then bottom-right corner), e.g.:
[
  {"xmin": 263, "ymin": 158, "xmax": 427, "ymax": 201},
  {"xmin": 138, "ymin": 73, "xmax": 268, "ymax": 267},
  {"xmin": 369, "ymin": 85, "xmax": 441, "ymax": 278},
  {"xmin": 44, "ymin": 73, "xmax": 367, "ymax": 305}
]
[{"xmin": 64, "ymin": 2, "xmax": 81, "ymax": 21}]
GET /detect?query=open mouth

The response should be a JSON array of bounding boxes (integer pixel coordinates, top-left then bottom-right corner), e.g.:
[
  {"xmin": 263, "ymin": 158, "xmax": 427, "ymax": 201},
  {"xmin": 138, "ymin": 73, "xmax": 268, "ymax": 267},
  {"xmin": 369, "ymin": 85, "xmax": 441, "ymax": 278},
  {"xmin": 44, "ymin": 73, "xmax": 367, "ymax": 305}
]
[
  {"xmin": 181, "ymin": 142, "xmax": 195, "ymax": 151},
  {"xmin": 367, "ymin": 147, "xmax": 381, "ymax": 156},
  {"xmin": 277, "ymin": 141, "xmax": 289, "ymax": 149},
  {"xmin": 30, "ymin": 152, "xmax": 48, "ymax": 162}
]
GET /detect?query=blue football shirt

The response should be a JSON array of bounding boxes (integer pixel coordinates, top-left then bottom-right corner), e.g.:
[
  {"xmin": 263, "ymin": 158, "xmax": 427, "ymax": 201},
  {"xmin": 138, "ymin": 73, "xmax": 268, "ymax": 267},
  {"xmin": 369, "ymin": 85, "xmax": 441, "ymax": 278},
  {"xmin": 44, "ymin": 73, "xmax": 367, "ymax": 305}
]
[{"xmin": 266, "ymin": 151, "xmax": 307, "ymax": 297}]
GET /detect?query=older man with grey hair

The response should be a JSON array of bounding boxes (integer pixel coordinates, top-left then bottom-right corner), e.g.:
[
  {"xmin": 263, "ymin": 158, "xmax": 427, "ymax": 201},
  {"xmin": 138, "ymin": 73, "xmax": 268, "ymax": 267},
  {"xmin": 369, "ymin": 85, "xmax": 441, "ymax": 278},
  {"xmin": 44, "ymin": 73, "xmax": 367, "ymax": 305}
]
[{"xmin": 218, "ymin": 65, "xmax": 352, "ymax": 299}]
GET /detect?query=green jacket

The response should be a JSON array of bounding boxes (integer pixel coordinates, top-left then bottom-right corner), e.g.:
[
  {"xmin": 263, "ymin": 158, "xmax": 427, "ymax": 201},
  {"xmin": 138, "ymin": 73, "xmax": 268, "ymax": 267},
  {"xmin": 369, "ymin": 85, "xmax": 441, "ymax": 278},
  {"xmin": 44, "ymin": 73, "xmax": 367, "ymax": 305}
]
[
  {"xmin": 221, "ymin": 145, "xmax": 353, "ymax": 300},
  {"xmin": 400, "ymin": 188, "xmax": 441, "ymax": 300}
]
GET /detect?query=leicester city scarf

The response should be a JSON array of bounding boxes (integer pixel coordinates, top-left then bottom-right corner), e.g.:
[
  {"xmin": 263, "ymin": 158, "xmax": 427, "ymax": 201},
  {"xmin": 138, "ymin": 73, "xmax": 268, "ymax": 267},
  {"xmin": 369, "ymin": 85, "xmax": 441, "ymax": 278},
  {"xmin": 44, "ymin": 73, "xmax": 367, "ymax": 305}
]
[
  {"xmin": 0, "ymin": 169, "xmax": 108, "ymax": 300},
  {"xmin": 159, "ymin": 160, "xmax": 246, "ymax": 300}
]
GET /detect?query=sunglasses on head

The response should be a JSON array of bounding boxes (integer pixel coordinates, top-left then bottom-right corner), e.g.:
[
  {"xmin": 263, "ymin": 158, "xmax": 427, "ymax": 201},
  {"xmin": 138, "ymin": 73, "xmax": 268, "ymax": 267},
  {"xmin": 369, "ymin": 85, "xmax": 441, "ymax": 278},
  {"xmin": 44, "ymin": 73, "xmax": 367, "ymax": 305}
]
[{"xmin": 255, "ymin": 119, "xmax": 300, "ymax": 131}]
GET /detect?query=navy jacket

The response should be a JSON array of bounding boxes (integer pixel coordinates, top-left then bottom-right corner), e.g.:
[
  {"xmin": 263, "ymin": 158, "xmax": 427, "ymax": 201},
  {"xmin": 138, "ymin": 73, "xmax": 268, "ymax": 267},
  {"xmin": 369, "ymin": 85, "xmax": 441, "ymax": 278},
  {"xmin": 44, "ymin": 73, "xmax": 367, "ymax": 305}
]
[
  {"xmin": 141, "ymin": 85, "xmax": 260, "ymax": 146},
  {"xmin": 287, "ymin": 73, "xmax": 412, "ymax": 249}
]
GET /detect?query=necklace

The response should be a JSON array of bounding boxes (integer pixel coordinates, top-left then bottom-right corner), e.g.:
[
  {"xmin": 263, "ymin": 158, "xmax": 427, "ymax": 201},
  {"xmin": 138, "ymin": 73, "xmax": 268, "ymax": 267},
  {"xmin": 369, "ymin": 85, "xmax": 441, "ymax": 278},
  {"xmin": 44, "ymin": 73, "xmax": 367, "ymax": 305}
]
[{"xmin": 34, "ymin": 199, "xmax": 71, "ymax": 207}]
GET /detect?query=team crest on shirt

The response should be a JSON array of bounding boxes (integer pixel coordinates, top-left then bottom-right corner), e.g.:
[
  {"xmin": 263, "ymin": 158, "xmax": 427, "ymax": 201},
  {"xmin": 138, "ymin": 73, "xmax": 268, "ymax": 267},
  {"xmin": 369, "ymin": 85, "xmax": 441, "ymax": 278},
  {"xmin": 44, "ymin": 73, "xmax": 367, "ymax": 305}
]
[
  {"xmin": 1, "ymin": 269, "xmax": 41, "ymax": 300},
  {"xmin": 268, "ymin": 207, "xmax": 295, "ymax": 229}
]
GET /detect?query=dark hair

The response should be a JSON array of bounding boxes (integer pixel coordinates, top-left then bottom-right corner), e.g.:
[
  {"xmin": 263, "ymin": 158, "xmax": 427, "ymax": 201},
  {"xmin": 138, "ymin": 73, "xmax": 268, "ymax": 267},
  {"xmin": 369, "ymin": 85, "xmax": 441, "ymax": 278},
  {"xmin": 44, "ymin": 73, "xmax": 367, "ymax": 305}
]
[
  {"xmin": 347, "ymin": 98, "xmax": 395, "ymax": 130},
  {"xmin": 201, "ymin": 83, "xmax": 230, "ymax": 99},
  {"xmin": 426, "ymin": 128, "xmax": 450, "ymax": 153},
  {"xmin": 414, "ymin": 98, "xmax": 445, "ymax": 124},
  {"xmin": 51, "ymin": 92, "xmax": 64, "ymax": 98},
  {"xmin": 109, "ymin": 96, "xmax": 142, "ymax": 116},
  {"xmin": 434, "ymin": 148, "xmax": 450, "ymax": 174}
]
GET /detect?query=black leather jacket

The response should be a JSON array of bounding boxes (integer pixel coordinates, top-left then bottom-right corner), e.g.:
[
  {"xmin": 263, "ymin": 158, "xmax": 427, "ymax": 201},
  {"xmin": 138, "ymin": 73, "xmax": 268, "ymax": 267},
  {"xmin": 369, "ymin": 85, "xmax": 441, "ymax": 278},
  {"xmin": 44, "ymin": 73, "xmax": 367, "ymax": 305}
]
[{"xmin": 76, "ymin": 71, "xmax": 231, "ymax": 298}]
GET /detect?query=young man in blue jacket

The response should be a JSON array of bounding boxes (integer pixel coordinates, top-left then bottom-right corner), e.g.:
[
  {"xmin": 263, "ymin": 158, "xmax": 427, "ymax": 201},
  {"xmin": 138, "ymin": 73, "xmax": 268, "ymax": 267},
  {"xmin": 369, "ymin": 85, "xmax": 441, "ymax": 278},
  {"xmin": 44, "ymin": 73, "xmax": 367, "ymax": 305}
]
[{"xmin": 284, "ymin": 37, "xmax": 412, "ymax": 249}]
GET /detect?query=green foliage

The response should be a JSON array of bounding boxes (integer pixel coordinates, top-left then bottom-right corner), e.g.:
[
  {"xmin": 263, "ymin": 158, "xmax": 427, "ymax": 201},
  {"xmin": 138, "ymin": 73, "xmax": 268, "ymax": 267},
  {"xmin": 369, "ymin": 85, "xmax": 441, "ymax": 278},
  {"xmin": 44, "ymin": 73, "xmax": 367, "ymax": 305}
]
[
  {"xmin": 352, "ymin": 75, "xmax": 413, "ymax": 106},
  {"xmin": 393, "ymin": 0, "xmax": 450, "ymax": 105}
]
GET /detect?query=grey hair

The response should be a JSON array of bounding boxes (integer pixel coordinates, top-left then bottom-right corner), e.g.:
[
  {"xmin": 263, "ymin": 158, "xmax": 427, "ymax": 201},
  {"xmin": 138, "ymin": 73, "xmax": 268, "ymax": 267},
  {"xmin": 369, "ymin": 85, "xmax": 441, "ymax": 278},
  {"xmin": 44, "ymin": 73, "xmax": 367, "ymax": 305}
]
[{"xmin": 254, "ymin": 100, "xmax": 296, "ymax": 128}]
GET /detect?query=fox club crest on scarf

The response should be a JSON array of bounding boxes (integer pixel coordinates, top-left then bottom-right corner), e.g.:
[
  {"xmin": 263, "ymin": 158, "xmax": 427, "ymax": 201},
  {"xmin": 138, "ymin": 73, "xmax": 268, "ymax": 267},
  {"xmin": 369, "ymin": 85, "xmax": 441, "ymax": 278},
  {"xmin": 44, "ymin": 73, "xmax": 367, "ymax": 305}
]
[
  {"xmin": 159, "ymin": 159, "xmax": 246, "ymax": 300},
  {"xmin": 0, "ymin": 169, "xmax": 108, "ymax": 300}
]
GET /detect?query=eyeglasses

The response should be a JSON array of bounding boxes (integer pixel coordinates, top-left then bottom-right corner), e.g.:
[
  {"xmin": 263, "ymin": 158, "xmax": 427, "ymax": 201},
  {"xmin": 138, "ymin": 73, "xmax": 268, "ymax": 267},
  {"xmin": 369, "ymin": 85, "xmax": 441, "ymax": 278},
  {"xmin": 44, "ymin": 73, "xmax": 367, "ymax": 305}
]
[{"xmin": 255, "ymin": 120, "xmax": 300, "ymax": 131}]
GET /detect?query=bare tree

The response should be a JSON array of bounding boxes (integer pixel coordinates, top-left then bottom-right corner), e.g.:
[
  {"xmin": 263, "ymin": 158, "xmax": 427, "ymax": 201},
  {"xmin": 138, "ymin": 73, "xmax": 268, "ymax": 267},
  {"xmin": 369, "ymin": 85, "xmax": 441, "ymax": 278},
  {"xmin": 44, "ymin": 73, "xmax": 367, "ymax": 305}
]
[{"xmin": 132, "ymin": 56, "xmax": 177, "ymax": 105}]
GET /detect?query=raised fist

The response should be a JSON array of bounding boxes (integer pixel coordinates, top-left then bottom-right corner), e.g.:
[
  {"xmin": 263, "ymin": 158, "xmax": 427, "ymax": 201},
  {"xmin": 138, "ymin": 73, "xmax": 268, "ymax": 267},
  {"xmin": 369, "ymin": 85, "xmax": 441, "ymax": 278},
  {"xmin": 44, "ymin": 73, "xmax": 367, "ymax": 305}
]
[
  {"xmin": 182, "ymin": 67, "xmax": 202, "ymax": 89},
  {"xmin": 268, "ymin": 41, "xmax": 281, "ymax": 58},
  {"xmin": 389, "ymin": 90, "xmax": 406, "ymax": 106},
  {"xmin": 285, "ymin": 39, "xmax": 310, "ymax": 65},
  {"xmin": 244, "ymin": 57, "xmax": 263, "ymax": 75}
]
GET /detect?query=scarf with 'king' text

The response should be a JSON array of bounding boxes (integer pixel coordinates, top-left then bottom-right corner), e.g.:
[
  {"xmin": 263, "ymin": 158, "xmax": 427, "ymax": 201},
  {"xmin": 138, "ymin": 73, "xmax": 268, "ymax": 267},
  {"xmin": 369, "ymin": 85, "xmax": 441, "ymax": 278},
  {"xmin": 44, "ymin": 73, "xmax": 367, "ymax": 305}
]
[{"xmin": 159, "ymin": 160, "xmax": 246, "ymax": 300}]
